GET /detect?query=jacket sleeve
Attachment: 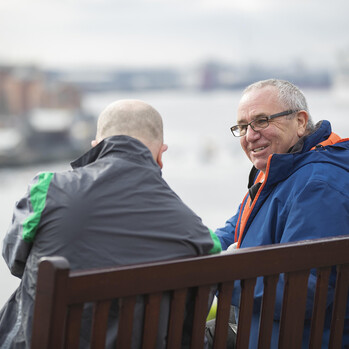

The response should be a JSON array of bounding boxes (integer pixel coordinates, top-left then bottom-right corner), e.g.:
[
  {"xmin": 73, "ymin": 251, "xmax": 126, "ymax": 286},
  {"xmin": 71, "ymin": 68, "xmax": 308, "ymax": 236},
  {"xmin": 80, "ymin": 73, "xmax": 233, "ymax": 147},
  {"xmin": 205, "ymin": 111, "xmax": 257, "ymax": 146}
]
[
  {"xmin": 277, "ymin": 178, "xmax": 349, "ymax": 318},
  {"xmin": 214, "ymin": 205, "xmax": 241, "ymax": 250},
  {"xmin": 2, "ymin": 188, "xmax": 34, "ymax": 278},
  {"xmin": 280, "ymin": 178, "xmax": 349, "ymax": 244},
  {"xmin": 2, "ymin": 172, "xmax": 53, "ymax": 278}
]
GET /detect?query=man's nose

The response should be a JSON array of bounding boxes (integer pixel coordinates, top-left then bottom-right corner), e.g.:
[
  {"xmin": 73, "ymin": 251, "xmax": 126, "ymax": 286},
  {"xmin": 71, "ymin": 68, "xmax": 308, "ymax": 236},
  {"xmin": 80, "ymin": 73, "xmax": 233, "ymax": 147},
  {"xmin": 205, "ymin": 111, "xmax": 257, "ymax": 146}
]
[{"xmin": 245, "ymin": 124, "xmax": 261, "ymax": 141}]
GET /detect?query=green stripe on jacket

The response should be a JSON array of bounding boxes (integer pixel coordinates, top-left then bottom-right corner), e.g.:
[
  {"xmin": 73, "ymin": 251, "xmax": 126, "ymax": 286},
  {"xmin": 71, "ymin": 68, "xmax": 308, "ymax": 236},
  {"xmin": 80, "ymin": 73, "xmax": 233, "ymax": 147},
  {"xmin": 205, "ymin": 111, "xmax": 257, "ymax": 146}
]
[
  {"xmin": 22, "ymin": 172, "xmax": 54, "ymax": 242},
  {"xmin": 209, "ymin": 228, "xmax": 222, "ymax": 254}
]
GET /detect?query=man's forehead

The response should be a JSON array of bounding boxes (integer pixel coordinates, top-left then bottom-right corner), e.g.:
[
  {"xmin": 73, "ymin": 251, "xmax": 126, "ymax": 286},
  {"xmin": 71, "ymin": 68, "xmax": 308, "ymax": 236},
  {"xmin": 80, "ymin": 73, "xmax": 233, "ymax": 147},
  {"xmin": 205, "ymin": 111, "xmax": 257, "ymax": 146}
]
[
  {"xmin": 241, "ymin": 86, "xmax": 278, "ymax": 103},
  {"xmin": 237, "ymin": 87, "xmax": 281, "ymax": 121}
]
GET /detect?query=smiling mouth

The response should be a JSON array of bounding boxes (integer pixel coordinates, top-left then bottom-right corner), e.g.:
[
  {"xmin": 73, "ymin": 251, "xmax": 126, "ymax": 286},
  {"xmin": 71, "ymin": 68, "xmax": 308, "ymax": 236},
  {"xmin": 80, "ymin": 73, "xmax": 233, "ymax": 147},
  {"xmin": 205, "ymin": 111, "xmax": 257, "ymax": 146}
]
[{"xmin": 252, "ymin": 146, "xmax": 267, "ymax": 153}]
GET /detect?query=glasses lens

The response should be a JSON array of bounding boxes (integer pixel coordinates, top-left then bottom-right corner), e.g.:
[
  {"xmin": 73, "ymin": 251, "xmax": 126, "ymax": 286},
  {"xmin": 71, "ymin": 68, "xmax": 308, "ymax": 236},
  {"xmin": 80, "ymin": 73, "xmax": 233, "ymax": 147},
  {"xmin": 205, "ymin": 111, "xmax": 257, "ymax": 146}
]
[
  {"xmin": 231, "ymin": 125, "xmax": 245, "ymax": 137},
  {"xmin": 251, "ymin": 118, "xmax": 269, "ymax": 130}
]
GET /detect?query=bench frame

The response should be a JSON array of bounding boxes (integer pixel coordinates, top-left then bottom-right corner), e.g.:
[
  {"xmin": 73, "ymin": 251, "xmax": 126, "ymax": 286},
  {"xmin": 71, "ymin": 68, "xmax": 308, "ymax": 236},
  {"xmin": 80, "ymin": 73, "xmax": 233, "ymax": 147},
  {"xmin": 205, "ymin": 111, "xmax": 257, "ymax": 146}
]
[{"xmin": 31, "ymin": 235, "xmax": 349, "ymax": 348}]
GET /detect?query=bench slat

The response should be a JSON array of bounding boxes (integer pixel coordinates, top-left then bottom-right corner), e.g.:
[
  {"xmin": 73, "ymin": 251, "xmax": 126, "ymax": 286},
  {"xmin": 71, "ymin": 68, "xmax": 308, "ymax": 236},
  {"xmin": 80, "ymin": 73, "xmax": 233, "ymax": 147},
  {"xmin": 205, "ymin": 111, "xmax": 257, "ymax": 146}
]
[
  {"xmin": 115, "ymin": 296, "xmax": 137, "ymax": 348},
  {"xmin": 65, "ymin": 304, "xmax": 83, "ymax": 349},
  {"xmin": 166, "ymin": 288, "xmax": 187, "ymax": 349},
  {"xmin": 235, "ymin": 277, "xmax": 257, "ymax": 348},
  {"xmin": 258, "ymin": 274, "xmax": 279, "ymax": 348},
  {"xmin": 190, "ymin": 285, "xmax": 211, "ymax": 348},
  {"xmin": 90, "ymin": 300, "xmax": 112, "ymax": 349},
  {"xmin": 329, "ymin": 264, "xmax": 349, "ymax": 349},
  {"xmin": 142, "ymin": 292, "xmax": 163, "ymax": 348},
  {"xmin": 213, "ymin": 281, "xmax": 235, "ymax": 348},
  {"xmin": 279, "ymin": 270, "xmax": 310, "ymax": 349},
  {"xmin": 309, "ymin": 267, "xmax": 331, "ymax": 349}
]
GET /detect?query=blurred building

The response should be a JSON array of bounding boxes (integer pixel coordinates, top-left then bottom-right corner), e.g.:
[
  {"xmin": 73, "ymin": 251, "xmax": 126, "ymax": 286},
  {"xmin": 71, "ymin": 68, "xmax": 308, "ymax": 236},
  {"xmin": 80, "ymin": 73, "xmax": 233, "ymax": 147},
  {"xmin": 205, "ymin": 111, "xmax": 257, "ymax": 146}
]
[
  {"xmin": 0, "ymin": 65, "xmax": 81, "ymax": 120},
  {"xmin": 0, "ymin": 65, "xmax": 94, "ymax": 167}
]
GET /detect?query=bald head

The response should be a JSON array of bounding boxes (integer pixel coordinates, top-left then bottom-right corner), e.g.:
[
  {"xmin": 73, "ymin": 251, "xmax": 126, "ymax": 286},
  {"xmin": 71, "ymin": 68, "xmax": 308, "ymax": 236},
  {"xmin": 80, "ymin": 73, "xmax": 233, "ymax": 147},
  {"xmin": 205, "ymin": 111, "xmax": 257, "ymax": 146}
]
[
  {"xmin": 93, "ymin": 99, "xmax": 167, "ymax": 167},
  {"xmin": 96, "ymin": 99, "xmax": 163, "ymax": 144}
]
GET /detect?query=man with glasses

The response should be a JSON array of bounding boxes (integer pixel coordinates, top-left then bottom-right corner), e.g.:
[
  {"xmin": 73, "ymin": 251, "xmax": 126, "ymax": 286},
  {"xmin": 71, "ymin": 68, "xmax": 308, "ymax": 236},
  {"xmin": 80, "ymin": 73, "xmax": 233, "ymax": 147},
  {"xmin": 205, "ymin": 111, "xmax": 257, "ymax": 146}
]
[{"xmin": 209, "ymin": 79, "xmax": 349, "ymax": 348}]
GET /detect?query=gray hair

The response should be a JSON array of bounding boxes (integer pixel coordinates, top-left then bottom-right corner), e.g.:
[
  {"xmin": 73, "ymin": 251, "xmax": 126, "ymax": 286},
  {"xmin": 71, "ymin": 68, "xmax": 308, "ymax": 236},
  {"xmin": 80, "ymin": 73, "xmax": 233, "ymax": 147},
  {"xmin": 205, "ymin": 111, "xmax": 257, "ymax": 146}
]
[{"xmin": 243, "ymin": 79, "xmax": 315, "ymax": 132}]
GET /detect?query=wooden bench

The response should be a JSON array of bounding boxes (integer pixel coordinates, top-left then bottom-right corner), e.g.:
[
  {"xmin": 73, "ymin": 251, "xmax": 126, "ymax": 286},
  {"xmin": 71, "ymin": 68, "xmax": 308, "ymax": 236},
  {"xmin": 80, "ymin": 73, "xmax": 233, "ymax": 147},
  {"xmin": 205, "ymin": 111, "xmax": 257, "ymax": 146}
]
[{"xmin": 31, "ymin": 235, "xmax": 349, "ymax": 348}]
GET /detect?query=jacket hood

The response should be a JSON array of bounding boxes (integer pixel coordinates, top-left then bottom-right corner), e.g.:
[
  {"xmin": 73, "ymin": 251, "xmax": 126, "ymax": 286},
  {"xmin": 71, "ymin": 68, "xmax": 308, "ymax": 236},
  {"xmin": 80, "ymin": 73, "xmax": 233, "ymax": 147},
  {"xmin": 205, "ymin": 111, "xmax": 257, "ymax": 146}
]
[
  {"xmin": 247, "ymin": 120, "xmax": 349, "ymax": 189},
  {"xmin": 291, "ymin": 120, "xmax": 331, "ymax": 153},
  {"xmin": 248, "ymin": 120, "xmax": 331, "ymax": 189},
  {"xmin": 266, "ymin": 120, "xmax": 349, "ymax": 187}
]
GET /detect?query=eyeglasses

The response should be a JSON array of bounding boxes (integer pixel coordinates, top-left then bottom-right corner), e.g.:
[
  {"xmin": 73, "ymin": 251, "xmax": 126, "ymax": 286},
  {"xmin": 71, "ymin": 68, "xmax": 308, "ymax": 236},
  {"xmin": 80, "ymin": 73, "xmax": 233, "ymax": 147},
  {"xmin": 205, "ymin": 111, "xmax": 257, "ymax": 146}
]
[{"xmin": 230, "ymin": 110, "xmax": 299, "ymax": 137}]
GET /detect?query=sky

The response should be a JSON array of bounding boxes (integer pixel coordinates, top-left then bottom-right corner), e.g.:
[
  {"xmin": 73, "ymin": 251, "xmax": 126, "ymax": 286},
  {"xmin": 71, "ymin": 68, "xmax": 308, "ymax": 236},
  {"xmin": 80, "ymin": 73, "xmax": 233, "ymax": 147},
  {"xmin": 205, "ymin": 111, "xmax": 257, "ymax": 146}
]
[{"xmin": 0, "ymin": 0, "xmax": 349, "ymax": 70}]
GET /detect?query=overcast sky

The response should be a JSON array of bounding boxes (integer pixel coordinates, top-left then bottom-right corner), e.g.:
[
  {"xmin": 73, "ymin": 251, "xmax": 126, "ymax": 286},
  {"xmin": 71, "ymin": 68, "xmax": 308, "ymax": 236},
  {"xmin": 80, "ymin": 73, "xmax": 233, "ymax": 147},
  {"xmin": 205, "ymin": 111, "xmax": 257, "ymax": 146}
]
[{"xmin": 1, "ymin": 0, "xmax": 348, "ymax": 70}]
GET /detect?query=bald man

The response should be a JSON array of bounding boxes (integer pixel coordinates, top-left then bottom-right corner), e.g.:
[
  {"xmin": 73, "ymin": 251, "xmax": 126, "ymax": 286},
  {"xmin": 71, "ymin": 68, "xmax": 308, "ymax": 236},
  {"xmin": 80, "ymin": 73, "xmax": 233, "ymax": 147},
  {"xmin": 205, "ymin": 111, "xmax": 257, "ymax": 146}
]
[
  {"xmin": 0, "ymin": 99, "xmax": 221, "ymax": 349},
  {"xmin": 91, "ymin": 99, "xmax": 168, "ymax": 167}
]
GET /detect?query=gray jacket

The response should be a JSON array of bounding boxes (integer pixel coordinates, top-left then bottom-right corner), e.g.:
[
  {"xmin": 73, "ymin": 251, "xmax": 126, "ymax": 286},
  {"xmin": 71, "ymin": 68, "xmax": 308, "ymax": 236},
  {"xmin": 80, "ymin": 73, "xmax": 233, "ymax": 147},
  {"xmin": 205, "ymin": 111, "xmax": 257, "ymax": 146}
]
[{"xmin": 0, "ymin": 135, "xmax": 221, "ymax": 348}]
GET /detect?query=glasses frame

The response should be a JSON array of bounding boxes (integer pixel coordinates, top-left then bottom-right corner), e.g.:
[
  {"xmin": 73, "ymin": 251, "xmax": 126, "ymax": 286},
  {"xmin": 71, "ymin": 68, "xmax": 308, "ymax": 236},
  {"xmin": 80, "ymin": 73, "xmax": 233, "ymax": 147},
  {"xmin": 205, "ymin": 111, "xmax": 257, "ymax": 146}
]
[{"xmin": 230, "ymin": 110, "xmax": 299, "ymax": 137}]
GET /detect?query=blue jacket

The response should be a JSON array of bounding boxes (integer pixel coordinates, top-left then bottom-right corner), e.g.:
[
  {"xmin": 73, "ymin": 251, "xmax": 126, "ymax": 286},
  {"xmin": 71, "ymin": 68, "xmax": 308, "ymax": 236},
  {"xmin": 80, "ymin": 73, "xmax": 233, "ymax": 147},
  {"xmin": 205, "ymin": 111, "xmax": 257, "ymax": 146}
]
[{"xmin": 216, "ymin": 120, "xmax": 349, "ymax": 348}]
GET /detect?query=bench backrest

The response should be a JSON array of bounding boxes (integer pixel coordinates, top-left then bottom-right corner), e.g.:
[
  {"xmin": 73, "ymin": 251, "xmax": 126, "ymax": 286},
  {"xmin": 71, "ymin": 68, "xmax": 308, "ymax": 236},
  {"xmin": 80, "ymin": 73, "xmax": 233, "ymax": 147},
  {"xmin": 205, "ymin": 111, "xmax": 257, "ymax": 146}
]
[{"xmin": 31, "ymin": 235, "xmax": 349, "ymax": 349}]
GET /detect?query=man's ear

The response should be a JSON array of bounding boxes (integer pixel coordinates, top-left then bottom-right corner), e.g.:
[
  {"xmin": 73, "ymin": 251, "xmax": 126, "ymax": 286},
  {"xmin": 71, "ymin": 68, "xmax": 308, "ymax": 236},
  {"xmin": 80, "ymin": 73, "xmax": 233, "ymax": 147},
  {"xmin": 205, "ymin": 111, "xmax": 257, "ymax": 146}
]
[
  {"xmin": 156, "ymin": 144, "xmax": 168, "ymax": 169},
  {"xmin": 297, "ymin": 111, "xmax": 309, "ymax": 137},
  {"xmin": 91, "ymin": 139, "xmax": 98, "ymax": 147}
]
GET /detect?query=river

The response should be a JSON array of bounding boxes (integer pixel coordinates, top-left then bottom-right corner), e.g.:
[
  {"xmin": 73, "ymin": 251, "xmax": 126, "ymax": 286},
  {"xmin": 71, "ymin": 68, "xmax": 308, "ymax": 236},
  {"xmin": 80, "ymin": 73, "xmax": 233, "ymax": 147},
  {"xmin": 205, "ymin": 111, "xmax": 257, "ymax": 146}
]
[{"xmin": 0, "ymin": 88, "xmax": 348, "ymax": 307}]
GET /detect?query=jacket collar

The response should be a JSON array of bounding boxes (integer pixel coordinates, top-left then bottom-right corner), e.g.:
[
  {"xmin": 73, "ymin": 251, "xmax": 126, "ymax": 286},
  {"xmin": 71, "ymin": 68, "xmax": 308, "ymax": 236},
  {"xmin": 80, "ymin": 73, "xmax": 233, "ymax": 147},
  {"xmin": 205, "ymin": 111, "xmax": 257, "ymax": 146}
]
[
  {"xmin": 248, "ymin": 120, "xmax": 333, "ymax": 190},
  {"xmin": 288, "ymin": 120, "xmax": 331, "ymax": 154},
  {"xmin": 70, "ymin": 135, "xmax": 158, "ymax": 169}
]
